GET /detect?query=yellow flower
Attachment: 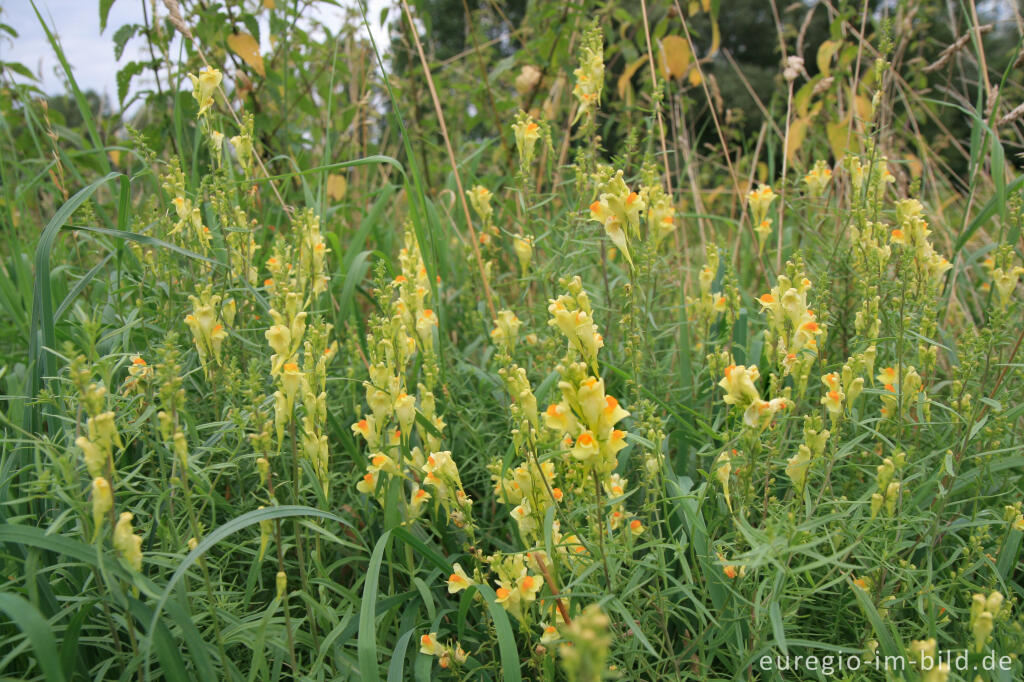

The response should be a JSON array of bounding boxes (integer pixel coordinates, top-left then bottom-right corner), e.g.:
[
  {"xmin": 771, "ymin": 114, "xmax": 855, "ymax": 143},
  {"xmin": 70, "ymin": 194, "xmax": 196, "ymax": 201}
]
[
  {"xmin": 992, "ymin": 266, "xmax": 1023, "ymax": 305},
  {"xmin": 467, "ymin": 185, "xmax": 493, "ymax": 224},
  {"xmin": 447, "ymin": 563, "xmax": 473, "ymax": 594},
  {"xmin": 754, "ymin": 218, "xmax": 773, "ymax": 252},
  {"xmin": 570, "ymin": 431, "xmax": 599, "ymax": 463},
  {"xmin": 575, "ymin": 376, "xmax": 607, "ymax": 428},
  {"xmin": 803, "ymin": 162, "xmax": 832, "ymax": 196},
  {"xmin": 491, "ymin": 310, "xmax": 523, "ymax": 350},
  {"xmin": 715, "ymin": 451, "xmax": 733, "ymax": 512},
  {"xmin": 91, "ymin": 477, "xmax": 112, "ymax": 539},
  {"xmin": 543, "ymin": 402, "xmax": 576, "ymax": 433},
  {"xmin": 786, "ymin": 445, "xmax": 811, "ymax": 493},
  {"xmin": 511, "ymin": 113, "xmax": 542, "ymax": 167},
  {"xmin": 420, "ymin": 633, "xmax": 443, "ymax": 657},
  {"xmin": 597, "ymin": 395, "xmax": 629, "ymax": 436},
  {"xmin": 77, "ymin": 436, "xmax": 106, "ymax": 478},
  {"xmin": 351, "ymin": 417, "xmax": 378, "ymax": 449},
  {"xmin": 281, "ymin": 362, "xmax": 302, "ymax": 399},
  {"xmin": 265, "ymin": 324, "xmax": 291, "ymax": 357},
  {"xmin": 629, "ymin": 518, "xmax": 644, "ymax": 536},
  {"xmin": 409, "ymin": 486, "xmax": 431, "ymax": 513},
  {"xmin": 113, "ymin": 511, "xmax": 143, "ymax": 572},
  {"xmin": 590, "ymin": 197, "xmax": 632, "ymax": 266},
  {"xmin": 188, "ymin": 67, "xmax": 222, "ymax": 117},
  {"xmin": 747, "ymin": 184, "xmax": 776, "ymax": 224},
  {"xmin": 356, "ymin": 471, "xmax": 378, "ymax": 495},
  {"xmin": 821, "ymin": 389, "xmax": 844, "ymax": 415},
  {"xmin": 416, "ymin": 309, "xmax": 437, "ymax": 350},
  {"xmin": 718, "ymin": 364, "xmax": 761, "ymax": 407},
  {"xmin": 513, "ymin": 235, "xmax": 533, "ymax": 275},
  {"xmin": 517, "ymin": 574, "xmax": 541, "ymax": 602},
  {"xmin": 88, "ymin": 411, "xmax": 122, "ymax": 454},
  {"xmin": 572, "ymin": 34, "xmax": 604, "ymax": 121},
  {"xmin": 394, "ymin": 392, "xmax": 416, "ymax": 434}
]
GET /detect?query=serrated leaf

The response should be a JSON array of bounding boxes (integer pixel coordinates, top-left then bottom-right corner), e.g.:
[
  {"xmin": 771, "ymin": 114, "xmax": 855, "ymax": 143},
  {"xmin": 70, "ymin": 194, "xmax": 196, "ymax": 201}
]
[
  {"xmin": 116, "ymin": 61, "xmax": 145, "ymax": 105},
  {"xmin": 227, "ymin": 32, "xmax": 265, "ymax": 77},
  {"xmin": 100, "ymin": 0, "xmax": 116, "ymax": 33},
  {"xmin": 659, "ymin": 35, "xmax": 690, "ymax": 80},
  {"xmin": 113, "ymin": 24, "xmax": 138, "ymax": 61}
]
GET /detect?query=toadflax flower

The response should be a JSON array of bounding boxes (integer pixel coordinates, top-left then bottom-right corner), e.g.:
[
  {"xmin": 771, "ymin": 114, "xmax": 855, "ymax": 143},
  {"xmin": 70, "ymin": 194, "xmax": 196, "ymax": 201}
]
[
  {"xmin": 447, "ymin": 563, "xmax": 474, "ymax": 593},
  {"xmin": 188, "ymin": 67, "xmax": 222, "ymax": 117}
]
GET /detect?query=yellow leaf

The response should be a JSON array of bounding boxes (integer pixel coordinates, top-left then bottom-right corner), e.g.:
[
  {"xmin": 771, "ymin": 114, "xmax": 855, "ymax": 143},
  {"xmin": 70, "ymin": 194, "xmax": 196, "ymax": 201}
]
[
  {"xmin": 688, "ymin": 1, "xmax": 699, "ymax": 16},
  {"xmin": 816, "ymin": 40, "xmax": 840, "ymax": 78},
  {"xmin": 108, "ymin": 150, "xmax": 121, "ymax": 166},
  {"xmin": 617, "ymin": 57, "xmax": 648, "ymax": 103},
  {"xmin": 326, "ymin": 174, "xmax": 347, "ymax": 201},
  {"xmin": 227, "ymin": 32, "xmax": 265, "ymax": 77},
  {"xmin": 854, "ymin": 94, "xmax": 872, "ymax": 121},
  {"xmin": 827, "ymin": 117, "xmax": 852, "ymax": 160},
  {"xmin": 709, "ymin": 18, "xmax": 721, "ymax": 57},
  {"xmin": 659, "ymin": 35, "xmax": 691, "ymax": 80},
  {"xmin": 688, "ymin": 66, "xmax": 702, "ymax": 87},
  {"xmin": 794, "ymin": 80, "xmax": 815, "ymax": 118},
  {"xmin": 263, "ymin": 0, "xmax": 275, "ymax": 8},
  {"xmin": 701, "ymin": 0, "xmax": 711, "ymax": 11},
  {"xmin": 786, "ymin": 118, "xmax": 808, "ymax": 164}
]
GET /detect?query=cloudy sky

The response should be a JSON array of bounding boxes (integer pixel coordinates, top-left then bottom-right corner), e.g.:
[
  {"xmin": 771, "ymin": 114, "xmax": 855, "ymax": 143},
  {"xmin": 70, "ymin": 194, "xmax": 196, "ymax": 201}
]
[{"xmin": 0, "ymin": 1, "xmax": 390, "ymax": 102}]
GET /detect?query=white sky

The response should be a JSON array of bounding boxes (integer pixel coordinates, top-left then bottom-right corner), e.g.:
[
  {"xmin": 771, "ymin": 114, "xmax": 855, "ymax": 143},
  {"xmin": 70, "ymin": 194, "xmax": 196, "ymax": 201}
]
[{"xmin": 0, "ymin": 0, "xmax": 391, "ymax": 102}]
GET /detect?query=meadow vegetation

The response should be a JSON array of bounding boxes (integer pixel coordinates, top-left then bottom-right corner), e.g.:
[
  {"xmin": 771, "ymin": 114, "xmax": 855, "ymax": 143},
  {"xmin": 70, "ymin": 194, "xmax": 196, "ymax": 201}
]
[{"xmin": 0, "ymin": 0, "xmax": 1022, "ymax": 680}]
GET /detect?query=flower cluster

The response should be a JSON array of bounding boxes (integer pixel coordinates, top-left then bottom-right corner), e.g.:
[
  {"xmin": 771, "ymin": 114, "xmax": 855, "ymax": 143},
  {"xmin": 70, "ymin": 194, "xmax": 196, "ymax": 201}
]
[
  {"xmin": 718, "ymin": 363, "xmax": 792, "ymax": 431},
  {"xmin": 572, "ymin": 22, "xmax": 604, "ymax": 124},
  {"xmin": 969, "ymin": 591, "xmax": 1004, "ymax": 653},
  {"xmin": 803, "ymin": 161, "xmax": 832, "ymax": 197},
  {"xmin": 476, "ymin": 276, "xmax": 642, "ymax": 668},
  {"xmin": 686, "ymin": 247, "xmax": 738, "ymax": 334},
  {"xmin": 163, "ymin": 160, "xmax": 213, "ymax": 252},
  {"xmin": 784, "ymin": 416, "xmax": 830, "ymax": 497},
  {"xmin": 747, "ymin": 183, "xmax": 777, "ymax": 252},
  {"xmin": 757, "ymin": 262, "xmax": 826, "ymax": 393},
  {"xmin": 876, "ymin": 363, "xmax": 923, "ymax": 422},
  {"xmin": 587, "ymin": 169, "xmax": 644, "ymax": 266},
  {"xmin": 69, "ymin": 355, "xmax": 144, "ymax": 571},
  {"xmin": 188, "ymin": 66, "xmax": 222, "ymax": 118},
  {"xmin": 889, "ymin": 199, "xmax": 952, "ymax": 285},
  {"xmin": 982, "ymin": 246, "xmax": 1023, "ymax": 307},
  {"xmin": 184, "ymin": 287, "xmax": 233, "ymax": 379},
  {"xmin": 869, "ymin": 450, "xmax": 906, "ymax": 518},
  {"xmin": 419, "ymin": 632, "xmax": 469, "ymax": 671},
  {"xmin": 351, "ymin": 230, "xmax": 473, "ymax": 531}
]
